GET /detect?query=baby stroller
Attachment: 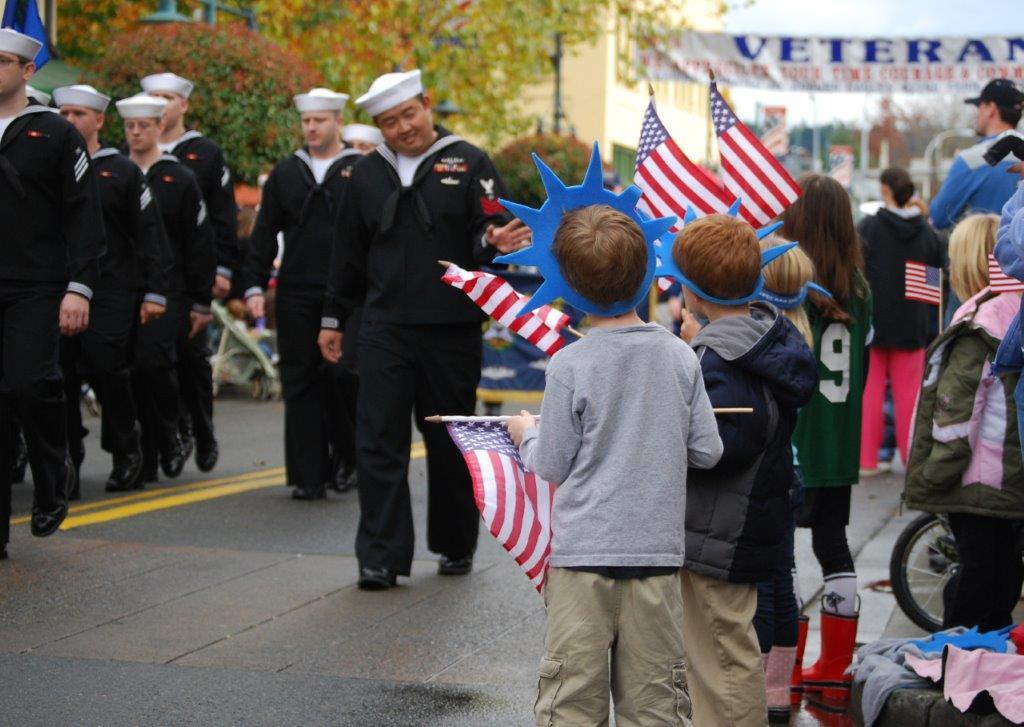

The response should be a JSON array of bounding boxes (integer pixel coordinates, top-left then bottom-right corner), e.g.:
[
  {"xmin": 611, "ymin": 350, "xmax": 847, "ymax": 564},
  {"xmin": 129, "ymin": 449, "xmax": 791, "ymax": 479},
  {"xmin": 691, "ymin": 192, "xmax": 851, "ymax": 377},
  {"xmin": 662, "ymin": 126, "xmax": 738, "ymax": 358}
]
[{"xmin": 209, "ymin": 301, "xmax": 281, "ymax": 400}]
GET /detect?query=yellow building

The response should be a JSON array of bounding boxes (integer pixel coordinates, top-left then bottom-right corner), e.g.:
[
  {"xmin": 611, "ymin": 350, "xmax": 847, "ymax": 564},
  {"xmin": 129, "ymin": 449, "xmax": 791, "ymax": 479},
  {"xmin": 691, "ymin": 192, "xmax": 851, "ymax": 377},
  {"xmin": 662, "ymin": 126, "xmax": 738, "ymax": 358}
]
[{"xmin": 519, "ymin": 1, "xmax": 723, "ymax": 184}]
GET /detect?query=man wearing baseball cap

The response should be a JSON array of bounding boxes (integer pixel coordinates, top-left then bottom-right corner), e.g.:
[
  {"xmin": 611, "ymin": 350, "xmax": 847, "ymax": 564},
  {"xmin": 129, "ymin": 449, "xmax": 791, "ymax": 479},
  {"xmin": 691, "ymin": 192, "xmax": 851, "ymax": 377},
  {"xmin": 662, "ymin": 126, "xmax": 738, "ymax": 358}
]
[{"xmin": 931, "ymin": 79, "xmax": 1024, "ymax": 230}]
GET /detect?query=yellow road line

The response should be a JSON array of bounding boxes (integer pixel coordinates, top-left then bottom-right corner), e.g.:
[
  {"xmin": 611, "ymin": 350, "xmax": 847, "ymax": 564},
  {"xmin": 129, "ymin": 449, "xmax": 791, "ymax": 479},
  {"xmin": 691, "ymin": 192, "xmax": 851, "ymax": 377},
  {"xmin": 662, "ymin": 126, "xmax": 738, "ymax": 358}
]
[
  {"xmin": 59, "ymin": 475, "xmax": 287, "ymax": 531},
  {"xmin": 12, "ymin": 442, "xmax": 428, "ymax": 529},
  {"xmin": 9, "ymin": 467, "xmax": 286, "ymax": 526}
]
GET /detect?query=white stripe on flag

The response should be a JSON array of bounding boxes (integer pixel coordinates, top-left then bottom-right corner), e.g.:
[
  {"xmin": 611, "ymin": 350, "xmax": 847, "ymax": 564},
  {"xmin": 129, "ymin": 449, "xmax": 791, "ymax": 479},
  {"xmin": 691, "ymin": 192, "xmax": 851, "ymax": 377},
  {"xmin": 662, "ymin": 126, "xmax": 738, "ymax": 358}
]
[
  {"xmin": 719, "ymin": 136, "xmax": 788, "ymax": 213},
  {"xmin": 475, "ymin": 452, "xmax": 498, "ymax": 527}
]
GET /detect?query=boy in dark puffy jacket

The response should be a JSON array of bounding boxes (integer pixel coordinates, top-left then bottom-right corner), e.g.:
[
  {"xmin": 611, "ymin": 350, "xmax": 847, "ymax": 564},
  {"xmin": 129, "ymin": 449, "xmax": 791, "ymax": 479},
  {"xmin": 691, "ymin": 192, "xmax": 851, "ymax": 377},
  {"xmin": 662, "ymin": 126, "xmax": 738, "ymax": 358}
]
[{"xmin": 674, "ymin": 215, "xmax": 818, "ymax": 727}]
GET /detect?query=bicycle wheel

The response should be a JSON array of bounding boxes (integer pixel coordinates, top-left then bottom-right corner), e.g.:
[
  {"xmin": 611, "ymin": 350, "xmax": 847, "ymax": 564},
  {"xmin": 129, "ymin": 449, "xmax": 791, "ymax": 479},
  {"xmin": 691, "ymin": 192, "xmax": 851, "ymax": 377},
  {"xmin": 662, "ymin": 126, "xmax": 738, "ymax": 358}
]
[{"xmin": 889, "ymin": 512, "xmax": 958, "ymax": 632}]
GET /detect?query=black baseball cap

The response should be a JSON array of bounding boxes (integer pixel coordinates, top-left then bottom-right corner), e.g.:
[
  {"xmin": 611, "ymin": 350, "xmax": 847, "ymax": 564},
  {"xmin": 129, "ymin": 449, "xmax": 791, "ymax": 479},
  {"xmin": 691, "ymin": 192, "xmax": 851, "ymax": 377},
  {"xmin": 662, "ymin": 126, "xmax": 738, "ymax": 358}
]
[{"xmin": 965, "ymin": 79, "xmax": 1024, "ymax": 109}]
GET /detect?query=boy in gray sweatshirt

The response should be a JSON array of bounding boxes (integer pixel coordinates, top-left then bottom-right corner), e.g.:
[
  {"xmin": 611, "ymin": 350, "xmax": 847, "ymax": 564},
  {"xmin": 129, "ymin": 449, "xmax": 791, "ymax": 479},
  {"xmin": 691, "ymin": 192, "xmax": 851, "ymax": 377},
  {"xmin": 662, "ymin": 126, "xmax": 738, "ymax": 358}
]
[{"xmin": 507, "ymin": 204, "xmax": 723, "ymax": 726}]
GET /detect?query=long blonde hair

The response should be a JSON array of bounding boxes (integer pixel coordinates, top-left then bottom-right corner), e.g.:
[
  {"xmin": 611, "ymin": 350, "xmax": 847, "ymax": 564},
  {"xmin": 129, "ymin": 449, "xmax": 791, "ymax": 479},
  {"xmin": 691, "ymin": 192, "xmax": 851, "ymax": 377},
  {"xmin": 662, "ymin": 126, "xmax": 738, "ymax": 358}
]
[
  {"xmin": 948, "ymin": 214, "xmax": 998, "ymax": 301},
  {"xmin": 760, "ymin": 235, "xmax": 815, "ymax": 347}
]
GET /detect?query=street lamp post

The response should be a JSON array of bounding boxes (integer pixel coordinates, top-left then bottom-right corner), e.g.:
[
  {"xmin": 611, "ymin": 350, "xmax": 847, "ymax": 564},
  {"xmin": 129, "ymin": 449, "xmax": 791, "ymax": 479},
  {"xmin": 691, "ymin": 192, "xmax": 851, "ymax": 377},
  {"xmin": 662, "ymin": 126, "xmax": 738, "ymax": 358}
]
[{"xmin": 551, "ymin": 32, "xmax": 565, "ymax": 135}]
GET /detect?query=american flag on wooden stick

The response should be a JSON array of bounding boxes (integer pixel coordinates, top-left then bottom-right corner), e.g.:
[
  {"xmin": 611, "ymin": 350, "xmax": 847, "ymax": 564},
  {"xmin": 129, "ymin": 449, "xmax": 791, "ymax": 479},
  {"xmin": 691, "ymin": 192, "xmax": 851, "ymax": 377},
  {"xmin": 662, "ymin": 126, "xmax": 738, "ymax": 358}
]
[
  {"xmin": 988, "ymin": 253, "xmax": 1024, "ymax": 293},
  {"xmin": 446, "ymin": 420, "xmax": 555, "ymax": 592},
  {"xmin": 710, "ymin": 81, "xmax": 801, "ymax": 225},
  {"xmin": 441, "ymin": 263, "xmax": 570, "ymax": 355},
  {"xmin": 905, "ymin": 261, "xmax": 942, "ymax": 305},
  {"xmin": 635, "ymin": 99, "xmax": 735, "ymax": 228}
]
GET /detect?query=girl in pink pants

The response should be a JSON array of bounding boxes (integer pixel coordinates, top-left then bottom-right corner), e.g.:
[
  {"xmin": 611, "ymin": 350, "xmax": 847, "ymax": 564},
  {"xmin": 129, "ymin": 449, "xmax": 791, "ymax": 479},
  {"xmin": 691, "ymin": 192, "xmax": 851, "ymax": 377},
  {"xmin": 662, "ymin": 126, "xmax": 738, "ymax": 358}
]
[{"xmin": 860, "ymin": 347, "xmax": 925, "ymax": 470}]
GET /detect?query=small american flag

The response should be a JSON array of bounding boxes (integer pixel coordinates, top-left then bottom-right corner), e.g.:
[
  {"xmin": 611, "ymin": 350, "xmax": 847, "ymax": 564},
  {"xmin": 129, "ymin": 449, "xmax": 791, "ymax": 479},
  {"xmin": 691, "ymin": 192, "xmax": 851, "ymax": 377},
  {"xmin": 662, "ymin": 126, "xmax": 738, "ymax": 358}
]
[
  {"xmin": 988, "ymin": 253, "xmax": 1024, "ymax": 293},
  {"xmin": 905, "ymin": 261, "xmax": 942, "ymax": 305},
  {"xmin": 710, "ymin": 82, "xmax": 801, "ymax": 226},
  {"xmin": 635, "ymin": 99, "xmax": 735, "ymax": 227},
  {"xmin": 442, "ymin": 263, "xmax": 570, "ymax": 355},
  {"xmin": 447, "ymin": 421, "xmax": 555, "ymax": 592}
]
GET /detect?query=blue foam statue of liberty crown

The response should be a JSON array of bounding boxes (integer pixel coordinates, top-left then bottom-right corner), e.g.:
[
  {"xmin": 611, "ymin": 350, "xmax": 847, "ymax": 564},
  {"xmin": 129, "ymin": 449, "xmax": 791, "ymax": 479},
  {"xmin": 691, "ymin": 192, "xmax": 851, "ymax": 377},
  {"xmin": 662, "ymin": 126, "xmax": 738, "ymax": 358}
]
[
  {"xmin": 653, "ymin": 202, "xmax": 799, "ymax": 306},
  {"xmin": 493, "ymin": 142, "xmax": 677, "ymax": 317}
]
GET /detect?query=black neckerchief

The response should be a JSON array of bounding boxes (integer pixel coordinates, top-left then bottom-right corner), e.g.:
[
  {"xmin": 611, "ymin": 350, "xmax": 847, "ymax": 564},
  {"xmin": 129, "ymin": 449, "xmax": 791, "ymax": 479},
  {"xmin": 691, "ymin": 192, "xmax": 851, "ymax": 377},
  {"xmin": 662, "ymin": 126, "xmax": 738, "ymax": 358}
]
[
  {"xmin": 292, "ymin": 146, "xmax": 361, "ymax": 226},
  {"xmin": 375, "ymin": 127, "xmax": 464, "ymax": 234}
]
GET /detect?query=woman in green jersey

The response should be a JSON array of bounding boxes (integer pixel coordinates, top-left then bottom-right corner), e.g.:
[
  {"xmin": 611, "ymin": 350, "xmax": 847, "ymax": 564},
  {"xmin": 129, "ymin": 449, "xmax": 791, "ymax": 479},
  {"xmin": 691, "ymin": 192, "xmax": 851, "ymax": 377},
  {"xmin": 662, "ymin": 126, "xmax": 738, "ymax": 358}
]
[{"xmin": 781, "ymin": 175, "xmax": 873, "ymax": 706}]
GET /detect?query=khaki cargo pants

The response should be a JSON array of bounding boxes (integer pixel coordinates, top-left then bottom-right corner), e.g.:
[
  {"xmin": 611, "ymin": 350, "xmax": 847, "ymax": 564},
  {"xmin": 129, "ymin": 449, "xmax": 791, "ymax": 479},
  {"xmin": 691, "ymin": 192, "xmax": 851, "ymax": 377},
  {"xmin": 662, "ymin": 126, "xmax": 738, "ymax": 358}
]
[
  {"xmin": 535, "ymin": 566, "xmax": 692, "ymax": 726},
  {"xmin": 680, "ymin": 568, "xmax": 768, "ymax": 727}
]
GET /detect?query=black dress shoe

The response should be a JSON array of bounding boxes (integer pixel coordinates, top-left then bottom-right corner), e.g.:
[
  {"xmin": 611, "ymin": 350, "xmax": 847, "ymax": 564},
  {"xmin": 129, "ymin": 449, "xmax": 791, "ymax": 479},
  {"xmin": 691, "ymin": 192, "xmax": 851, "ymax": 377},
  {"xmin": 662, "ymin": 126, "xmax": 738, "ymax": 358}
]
[
  {"xmin": 358, "ymin": 567, "xmax": 397, "ymax": 590},
  {"xmin": 106, "ymin": 450, "xmax": 145, "ymax": 492},
  {"xmin": 30, "ymin": 501, "xmax": 68, "ymax": 537},
  {"xmin": 1, "ymin": 543, "xmax": 8, "ymax": 560},
  {"xmin": 438, "ymin": 555, "xmax": 474, "ymax": 576},
  {"xmin": 160, "ymin": 435, "xmax": 189, "ymax": 478},
  {"xmin": 329, "ymin": 465, "xmax": 357, "ymax": 494},
  {"xmin": 291, "ymin": 484, "xmax": 326, "ymax": 501},
  {"xmin": 195, "ymin": 439, "xmax": 218, "ymax": 473}
]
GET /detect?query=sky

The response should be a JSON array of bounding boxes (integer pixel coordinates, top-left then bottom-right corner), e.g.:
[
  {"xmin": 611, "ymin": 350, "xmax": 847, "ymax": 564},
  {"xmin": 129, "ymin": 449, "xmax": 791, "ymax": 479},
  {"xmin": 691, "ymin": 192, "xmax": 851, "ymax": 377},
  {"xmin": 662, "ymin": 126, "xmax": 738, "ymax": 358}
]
[{"xmin": 721, "ymin": 0, "xmax": 1022, "ymax": 126}]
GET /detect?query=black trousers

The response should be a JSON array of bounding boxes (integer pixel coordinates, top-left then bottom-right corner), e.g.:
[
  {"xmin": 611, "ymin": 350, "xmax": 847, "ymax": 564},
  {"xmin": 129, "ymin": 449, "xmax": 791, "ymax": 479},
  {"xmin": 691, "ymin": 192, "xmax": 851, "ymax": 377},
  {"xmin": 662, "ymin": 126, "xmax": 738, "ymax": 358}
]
[
  {"xmin": 134, "ymin": 296, "xmax": 187, "ymax": 467},
  {"xmin": 60, "ymin": 288, "xmax": 140, "ymax": 465},
  {"xmin": 944, "ymin": 513, "xmax": 1024, "ymax": 631},
  {"xmin": 276, "ymin": 285, "xmax": 356, "ymax": 489},
  {"xmin": 754, "ymin": 519, "xmax": 800, "ymax": 651},
  {"xmin": 327, "ymin": 365, "xmax": 358, "ymax": 474},
  {"xmin": 355, "ymin": 322, "xmax": 481, "ymax": 574},
  {"xmin": 176, "ymin": 305, "xmax": 215, "ymax": 449},
  {"xmin": 0, "ymin": 282, "xmax": 68, "ymax": 546}
]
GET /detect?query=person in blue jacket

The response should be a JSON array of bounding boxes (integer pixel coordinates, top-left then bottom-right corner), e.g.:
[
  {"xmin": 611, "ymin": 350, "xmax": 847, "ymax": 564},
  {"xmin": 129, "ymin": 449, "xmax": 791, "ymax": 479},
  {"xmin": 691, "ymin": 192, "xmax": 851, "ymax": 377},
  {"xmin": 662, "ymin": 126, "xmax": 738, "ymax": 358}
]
[
  {"xmin": 930, "ymin": 80, "xmax": 1024, "ymax": 231},
  {"xmin": 992, "ymin": 168, "xmax": 1024, "ymax": 454}
]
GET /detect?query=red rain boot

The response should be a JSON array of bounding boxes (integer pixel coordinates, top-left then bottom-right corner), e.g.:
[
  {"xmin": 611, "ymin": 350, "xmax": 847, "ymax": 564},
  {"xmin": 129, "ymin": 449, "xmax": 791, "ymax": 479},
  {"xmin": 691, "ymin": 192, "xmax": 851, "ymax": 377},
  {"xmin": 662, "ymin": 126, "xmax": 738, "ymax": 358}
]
[
  {"xmin": 791, "ymin": 614, "xmax": 809, "ymax": 706},
  {"xmin": 803, "ymin": 610, "xmax": 859, "ymax": 703}
]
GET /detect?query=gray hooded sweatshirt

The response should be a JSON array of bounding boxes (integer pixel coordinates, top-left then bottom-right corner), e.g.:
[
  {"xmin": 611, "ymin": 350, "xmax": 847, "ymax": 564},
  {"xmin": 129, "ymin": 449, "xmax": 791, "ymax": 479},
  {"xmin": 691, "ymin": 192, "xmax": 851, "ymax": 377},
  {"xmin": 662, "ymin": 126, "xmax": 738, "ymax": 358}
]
[{"xmin": 519, "ymin": 323, "xmax": 723, "ymax": 568}]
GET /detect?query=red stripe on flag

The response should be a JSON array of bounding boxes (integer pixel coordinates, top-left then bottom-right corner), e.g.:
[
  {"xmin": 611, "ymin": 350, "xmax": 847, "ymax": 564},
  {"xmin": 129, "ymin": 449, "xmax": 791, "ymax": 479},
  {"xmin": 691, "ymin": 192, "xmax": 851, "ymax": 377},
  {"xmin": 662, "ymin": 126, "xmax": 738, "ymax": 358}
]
[
  {"xmin": 648, "ymin": 152, "xmax": 717, "ymax": 216},
  {"xmin": 719, "ymin": 157, "xmax": 765, "ymax": 224},
  {"xmin": 721, "ymin": 134, "xmax": 786, "ymax": 221},
  {"xmin": 736, "ymin": 123, "xmax": 802, "ymax": 198},
  {"xmin": 486, "ymin": 451, "xmax": 508, "ymax": 539}
]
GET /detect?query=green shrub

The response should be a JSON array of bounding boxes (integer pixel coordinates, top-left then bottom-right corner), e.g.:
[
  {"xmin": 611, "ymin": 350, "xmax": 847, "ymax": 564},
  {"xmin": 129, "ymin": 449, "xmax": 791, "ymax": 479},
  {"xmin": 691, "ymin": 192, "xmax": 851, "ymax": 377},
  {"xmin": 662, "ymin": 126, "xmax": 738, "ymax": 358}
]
[
  {"xmin": 494, "ymin": 134, "xmax": 592, "ymax": 208},
  {"xmin": 87, "ymin": 23, "xmax": 323, "ymax": 184}
]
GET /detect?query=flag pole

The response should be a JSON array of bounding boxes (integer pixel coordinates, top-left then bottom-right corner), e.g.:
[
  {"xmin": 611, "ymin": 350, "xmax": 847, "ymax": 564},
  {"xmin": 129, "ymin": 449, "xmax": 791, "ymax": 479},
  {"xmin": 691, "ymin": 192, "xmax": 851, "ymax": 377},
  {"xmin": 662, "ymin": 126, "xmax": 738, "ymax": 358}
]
[{"xmin": 426, "ymin": 409, "xmax": 753, "ymax": 423}]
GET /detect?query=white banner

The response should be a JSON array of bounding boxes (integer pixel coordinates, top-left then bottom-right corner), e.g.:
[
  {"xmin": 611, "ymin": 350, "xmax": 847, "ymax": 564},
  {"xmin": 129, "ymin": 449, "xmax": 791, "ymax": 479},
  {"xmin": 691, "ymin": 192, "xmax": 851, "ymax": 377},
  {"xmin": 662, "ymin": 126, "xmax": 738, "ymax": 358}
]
[{"xmin": 640, "ymin": 32, "xmax": 1024, "ymax": 93}]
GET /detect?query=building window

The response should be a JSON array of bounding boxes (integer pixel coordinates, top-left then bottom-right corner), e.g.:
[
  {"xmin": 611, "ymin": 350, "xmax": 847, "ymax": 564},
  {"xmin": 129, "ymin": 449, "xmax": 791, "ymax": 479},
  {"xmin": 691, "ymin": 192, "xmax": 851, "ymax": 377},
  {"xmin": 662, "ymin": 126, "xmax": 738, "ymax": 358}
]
[{"xmin": 613, "ymin": 144, "xmax": 636, "ymax": 186}]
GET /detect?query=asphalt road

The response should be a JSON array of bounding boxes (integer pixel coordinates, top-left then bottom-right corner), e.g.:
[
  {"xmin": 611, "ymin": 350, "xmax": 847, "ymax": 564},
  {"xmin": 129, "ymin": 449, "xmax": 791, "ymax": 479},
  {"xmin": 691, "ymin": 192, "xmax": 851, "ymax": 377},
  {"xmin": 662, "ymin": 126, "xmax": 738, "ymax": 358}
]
[{"xmin": 1, "ymin": 392, "xmax": 912, "ymax": 726}]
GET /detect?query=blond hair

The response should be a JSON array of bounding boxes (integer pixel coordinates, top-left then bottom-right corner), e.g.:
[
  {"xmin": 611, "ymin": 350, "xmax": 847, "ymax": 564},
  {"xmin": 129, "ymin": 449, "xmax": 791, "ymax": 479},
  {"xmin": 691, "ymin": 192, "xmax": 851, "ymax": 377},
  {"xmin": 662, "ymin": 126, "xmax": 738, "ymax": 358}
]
[
  {"xmin": 948, "ymin": 214, "xmax": 998, "ymax": 301},
  {"xmin": 760, "ymin": 235, "xmax": 815, "ymax": 347}
]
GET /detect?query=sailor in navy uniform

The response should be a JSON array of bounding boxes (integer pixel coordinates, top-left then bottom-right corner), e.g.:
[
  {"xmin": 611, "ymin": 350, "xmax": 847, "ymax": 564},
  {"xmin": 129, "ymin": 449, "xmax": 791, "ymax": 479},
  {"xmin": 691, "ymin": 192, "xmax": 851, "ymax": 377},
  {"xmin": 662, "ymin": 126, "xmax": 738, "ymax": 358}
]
[
  {"xmin": 54, "ymin": 84, "xmax": 171, "ymax": 495},
  {"xmin": 141, "ymin": 72, "xmax": 237, "ymax": 472},
  {"xmin": 319, "ymin": 70, "xmax": 532, "ymax": 589},
  {"xmin": 0, "ymin": 29, "xmax": 105, "ymax": 558},
  {"xmin": 118, "ymin": 94, "xmax": 215, "ymax": 484},
  {"xmin": 244, "ymin": 88, "xmax": 362, "ymax": 500}
]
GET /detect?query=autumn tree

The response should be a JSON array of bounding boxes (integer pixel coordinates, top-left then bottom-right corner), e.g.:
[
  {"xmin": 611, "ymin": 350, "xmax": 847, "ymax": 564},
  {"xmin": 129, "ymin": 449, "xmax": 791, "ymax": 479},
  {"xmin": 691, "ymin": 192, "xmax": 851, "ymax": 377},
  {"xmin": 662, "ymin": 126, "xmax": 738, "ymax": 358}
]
[{"xmin": 59, "ymin": 0, "xmax": 693, "ymax": 145}]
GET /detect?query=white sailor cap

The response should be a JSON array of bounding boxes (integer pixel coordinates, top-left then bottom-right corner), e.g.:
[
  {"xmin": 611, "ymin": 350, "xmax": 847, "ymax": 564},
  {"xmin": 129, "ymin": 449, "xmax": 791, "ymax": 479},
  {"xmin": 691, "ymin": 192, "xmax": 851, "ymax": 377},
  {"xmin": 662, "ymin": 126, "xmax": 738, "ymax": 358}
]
[
  {"xmin": 115, "ymin": 93, "xmax": 168, "ymax": 119},
  {"xmin": 0, "ymin": 27, "xmax": 42, "ymax": 61},
  {"xmin": 355, "ymin": 69, "xmax": 423, "ymax": 117},
  {"xmin": 26, "ymin": 85, "xmax": 50, "ymax": 106},
  {"xmin": 140, "ymin": 72, "xmax": 194, "ymax": 99},
  {"xmin": 54, "ymin": 84, "xmax": 111, "ymax": 112},
  {"xmin": 342, "ymin": 123, "xmax": 383, "ymax": 146},
  {"xmin": 294, "ymin": 88, "xmax": 349, "ymax": 114}
]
